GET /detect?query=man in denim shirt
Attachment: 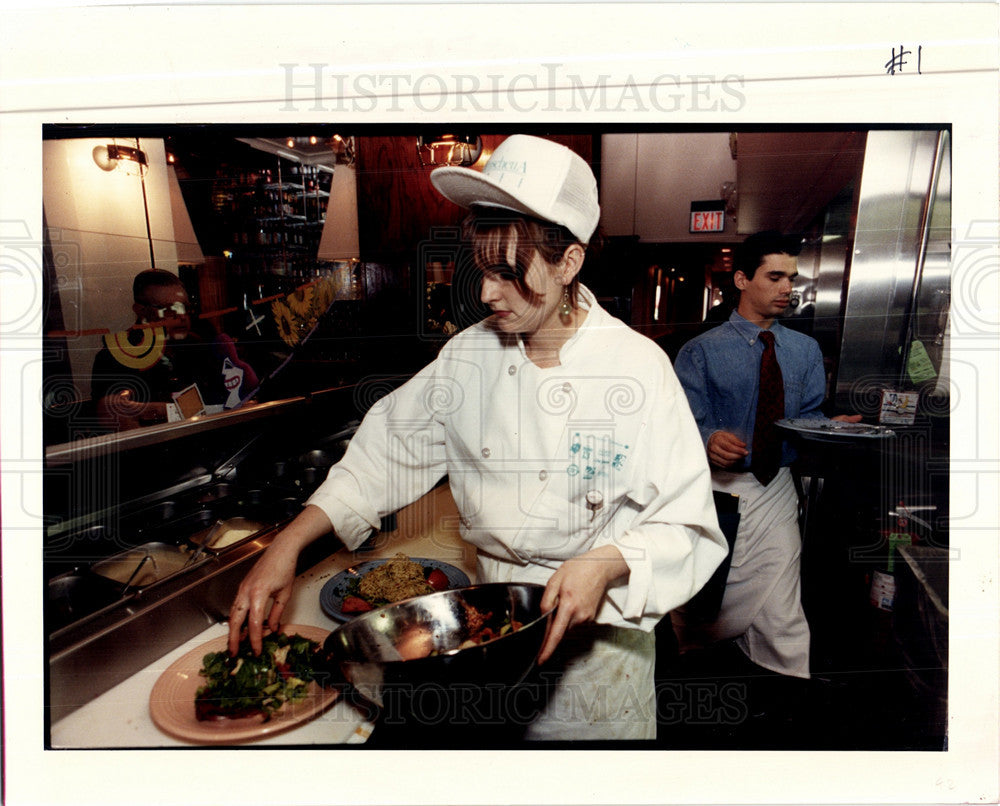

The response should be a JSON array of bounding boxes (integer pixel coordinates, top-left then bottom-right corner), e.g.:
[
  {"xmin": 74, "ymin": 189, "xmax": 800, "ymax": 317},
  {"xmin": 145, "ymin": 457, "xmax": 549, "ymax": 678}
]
[{"xmin": 672, "ymin": 231, "xmax": 860, "ymax": 680}]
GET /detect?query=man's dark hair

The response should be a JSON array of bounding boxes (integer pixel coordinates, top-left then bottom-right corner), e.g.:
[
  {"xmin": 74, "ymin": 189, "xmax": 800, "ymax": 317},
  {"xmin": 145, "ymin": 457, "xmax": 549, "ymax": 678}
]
[
  {"xmin": 132, "ymin": 269, "xmax": 184, "ymax": 304},
  {"xmin": 736, "ymin": 231, "xmax": 803, "ymax": 279}
]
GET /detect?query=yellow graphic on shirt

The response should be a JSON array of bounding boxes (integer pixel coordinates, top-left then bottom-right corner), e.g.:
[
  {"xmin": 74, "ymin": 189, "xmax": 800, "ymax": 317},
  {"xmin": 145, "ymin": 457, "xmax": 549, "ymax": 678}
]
[{"xmin": 104, "ymin": 326, "xmax": 166, "ymax": 369}]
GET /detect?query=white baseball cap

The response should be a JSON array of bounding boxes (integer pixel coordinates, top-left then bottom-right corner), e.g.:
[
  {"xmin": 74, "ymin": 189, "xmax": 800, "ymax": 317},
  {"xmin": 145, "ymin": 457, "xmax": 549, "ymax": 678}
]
[{"xmin": 430, "ymin": 134, "xmax": 600, "ymax": 243}]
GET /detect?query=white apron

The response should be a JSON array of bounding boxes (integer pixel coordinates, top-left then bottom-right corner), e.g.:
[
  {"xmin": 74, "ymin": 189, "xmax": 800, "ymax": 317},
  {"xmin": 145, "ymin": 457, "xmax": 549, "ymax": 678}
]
[
  {"xmin": 521, "ymin": 624, "xmax": 657, "ymax": 741},
  {"xmin": 672, "ymin": 468, "xmax": 810, "ymax": 678}
]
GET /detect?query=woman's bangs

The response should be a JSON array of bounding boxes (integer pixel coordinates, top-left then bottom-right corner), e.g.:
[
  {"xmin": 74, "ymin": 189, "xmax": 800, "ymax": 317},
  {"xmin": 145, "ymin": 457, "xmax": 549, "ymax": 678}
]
[
  {"xmin": 471, "ymin": 224, "xmax": 516, "ymax": 274},
  {"xmin": 470, "ymin": 219, "xmax": 537, "ymax": 281}
]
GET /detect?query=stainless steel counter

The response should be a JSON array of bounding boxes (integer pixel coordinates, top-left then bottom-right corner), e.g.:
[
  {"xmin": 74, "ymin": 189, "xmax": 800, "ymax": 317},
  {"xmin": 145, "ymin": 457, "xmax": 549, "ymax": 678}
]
[{"xmin": 45, "ymin": 397, "xmax": 309, "ymax": 468}]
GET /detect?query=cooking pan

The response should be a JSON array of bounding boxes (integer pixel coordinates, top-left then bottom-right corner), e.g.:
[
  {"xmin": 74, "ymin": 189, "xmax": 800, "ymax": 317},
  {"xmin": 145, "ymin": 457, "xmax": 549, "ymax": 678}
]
[{"xmin": 318, "ymin": 583, "xmax": 553, "ymax": 713}]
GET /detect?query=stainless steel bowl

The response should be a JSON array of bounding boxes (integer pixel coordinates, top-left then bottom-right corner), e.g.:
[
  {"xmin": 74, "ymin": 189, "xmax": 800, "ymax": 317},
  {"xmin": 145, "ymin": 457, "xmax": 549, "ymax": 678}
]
[{"xmin": 320, "ymin": 583, "xmax": 553, "ymax": 708}]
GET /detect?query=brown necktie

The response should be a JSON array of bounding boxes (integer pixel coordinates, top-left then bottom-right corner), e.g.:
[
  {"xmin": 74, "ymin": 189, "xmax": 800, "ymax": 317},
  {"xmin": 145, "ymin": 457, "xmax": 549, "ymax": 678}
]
[{"xmin": 751, "ymin": 330, "xmax": 784, "ymax": 486}]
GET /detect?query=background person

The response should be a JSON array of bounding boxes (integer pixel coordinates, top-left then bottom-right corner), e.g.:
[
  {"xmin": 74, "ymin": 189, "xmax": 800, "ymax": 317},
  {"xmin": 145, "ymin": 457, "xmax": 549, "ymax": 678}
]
[
  {"xmin": 671, "ymin": 230, "xmax": 861, "ymax": 681},
  {"xmin": 227, "ymin": 135, "xmax": 727, "ymax": 741},
  {"xmin": 91, "ymin": 269, "xmax": 258, "ymax": 431}
]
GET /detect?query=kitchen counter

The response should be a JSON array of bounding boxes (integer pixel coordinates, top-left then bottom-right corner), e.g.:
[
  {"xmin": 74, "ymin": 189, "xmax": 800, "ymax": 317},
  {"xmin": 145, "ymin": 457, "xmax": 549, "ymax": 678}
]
[{"xmin": 50, "ymin": 485, "xmax": 476, "ymax": 748}]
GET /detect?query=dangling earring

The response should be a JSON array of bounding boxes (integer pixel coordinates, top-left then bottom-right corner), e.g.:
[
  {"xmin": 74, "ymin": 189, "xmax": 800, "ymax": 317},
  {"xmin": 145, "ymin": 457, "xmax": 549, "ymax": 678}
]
[{"xmin": 558, "ymin": 286, "xmax": 573, "ymax": 321}]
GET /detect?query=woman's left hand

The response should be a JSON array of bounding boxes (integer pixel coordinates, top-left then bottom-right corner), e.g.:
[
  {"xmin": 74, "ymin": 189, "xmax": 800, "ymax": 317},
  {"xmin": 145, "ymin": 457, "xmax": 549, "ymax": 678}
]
[{"xmin": 538, "ymin": 545, "xmax": 629, "ymax": 663}]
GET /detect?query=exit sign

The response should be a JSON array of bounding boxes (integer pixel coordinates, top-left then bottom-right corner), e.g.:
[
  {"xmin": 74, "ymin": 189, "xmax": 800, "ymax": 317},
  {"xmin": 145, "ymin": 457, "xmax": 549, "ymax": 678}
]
[{"xmin": 690, "ymin": 201, "xmax": 726, "ymax": 233}]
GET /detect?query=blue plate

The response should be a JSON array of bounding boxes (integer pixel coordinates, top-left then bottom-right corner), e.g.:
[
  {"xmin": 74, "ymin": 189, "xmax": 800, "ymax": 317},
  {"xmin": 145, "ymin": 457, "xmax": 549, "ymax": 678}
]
[{"xmin": 319, "ymin": 558, "xmax": 471, "ymax": 622}]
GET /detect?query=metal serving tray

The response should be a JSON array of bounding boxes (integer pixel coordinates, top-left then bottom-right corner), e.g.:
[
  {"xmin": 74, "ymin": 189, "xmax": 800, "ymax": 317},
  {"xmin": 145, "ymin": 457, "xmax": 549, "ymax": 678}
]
[{"xmin": 91, "ymin": 542, "xmax": 195, "ymax": 588}]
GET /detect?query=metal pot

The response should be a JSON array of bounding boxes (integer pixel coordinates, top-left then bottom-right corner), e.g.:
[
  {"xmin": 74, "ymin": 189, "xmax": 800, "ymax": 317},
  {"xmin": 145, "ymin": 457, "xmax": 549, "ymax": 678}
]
[
  {"xmin": 298, "ymin": 448, "xmax": 341, "ymax": 468},
  {"xmin": 319, "ymin": 583, "xmax": 553, "ymax": 710},
  {"xmin": 46, "ymin": 571, "xmax": 123, "ymax": 632}
]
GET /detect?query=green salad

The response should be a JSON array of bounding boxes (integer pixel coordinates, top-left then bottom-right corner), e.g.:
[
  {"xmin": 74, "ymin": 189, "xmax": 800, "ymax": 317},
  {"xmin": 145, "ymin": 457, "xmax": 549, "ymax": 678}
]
[{"xmin": 195, "ymin": 632, "xmax": 320, "ymax": 722}]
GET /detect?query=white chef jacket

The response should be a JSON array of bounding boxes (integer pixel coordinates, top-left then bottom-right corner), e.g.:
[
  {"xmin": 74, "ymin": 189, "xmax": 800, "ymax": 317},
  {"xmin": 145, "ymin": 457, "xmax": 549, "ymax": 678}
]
[{"xmin": 308, "ymin": 286, "xmax": 727, "ymax": 632}]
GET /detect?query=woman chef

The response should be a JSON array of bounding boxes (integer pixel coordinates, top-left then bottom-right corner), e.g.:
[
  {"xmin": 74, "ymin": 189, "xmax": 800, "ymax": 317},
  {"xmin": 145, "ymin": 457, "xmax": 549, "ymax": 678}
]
[{"xmin": 227, "ymin": 135, "xmax": 727, "ymax": 740}]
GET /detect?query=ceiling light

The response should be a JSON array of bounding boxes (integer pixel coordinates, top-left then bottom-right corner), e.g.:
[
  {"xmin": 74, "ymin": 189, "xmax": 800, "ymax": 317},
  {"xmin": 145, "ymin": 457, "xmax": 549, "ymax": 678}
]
[
  {"xmin": 92, "ymin": 143, "xmax": 148, "ymax": 175},
  {"xmin": 109, "ymin": 144, "xmax": 147, "ymax": 167},
  {"xmin": 416, "ymin": 134, "xmax": 482, "ymax": 168}
]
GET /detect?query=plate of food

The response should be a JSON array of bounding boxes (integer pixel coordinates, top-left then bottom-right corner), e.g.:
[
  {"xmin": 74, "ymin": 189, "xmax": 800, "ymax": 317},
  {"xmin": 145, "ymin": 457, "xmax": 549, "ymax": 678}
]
[
  {"xmin": 149, "ymin": 624, "xmax": 339, "ymax": 744},
  {"xmin": 319, "ymin": 553, "xmax": 471, "ymax": 622}
]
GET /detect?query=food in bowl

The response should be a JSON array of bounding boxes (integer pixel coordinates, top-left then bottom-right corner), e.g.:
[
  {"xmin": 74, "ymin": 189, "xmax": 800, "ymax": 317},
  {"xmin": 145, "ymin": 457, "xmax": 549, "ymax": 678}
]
[
  {"xmin": 202, "ymin": 517, "xmax": 264, "ymax": 550},
  {"xmin": 211, "ymin": 527, "xmax": 258, "ymax": 549},
  {"xmin": 420, "ymin": 603, "xmax": 526, "ymax": 655},
  {"xmin": 321, "ymin": 583, "xmax": 553, "ymax": 708},
  {"xmin": 195, "ymin": 632, "xmax": 320, "ymax": 722},
  {"xmin": 92, "ymin": 543, "xmax": 191, "ymax": 587},
  {"xmin": 391, "ymin": 603, "xmax": 517, "ymax": 661},
  {"xmin": 457, "ymin": 607, "xmax": 525, "ymax": 650}
]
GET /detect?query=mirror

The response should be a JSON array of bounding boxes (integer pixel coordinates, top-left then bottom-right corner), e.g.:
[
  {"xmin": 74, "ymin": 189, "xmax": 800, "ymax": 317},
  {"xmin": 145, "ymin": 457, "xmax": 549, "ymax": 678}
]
[{"xmin": 42, "ymin": 126, "xmax": 377, "ymax": 448}]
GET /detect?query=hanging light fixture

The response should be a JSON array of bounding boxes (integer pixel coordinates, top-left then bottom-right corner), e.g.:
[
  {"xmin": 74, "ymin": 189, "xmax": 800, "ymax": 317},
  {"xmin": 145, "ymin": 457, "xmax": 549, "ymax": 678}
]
[
  {"xmin": 108, "ymin": 144, "xmax": 148, "ymax": 172},
  {"xmin": 327, "ymin": 134, "xmax": 356, "ymax": 166},
  {"xmin": 317, "ymin": 160, "xmax": 360, "ymax": 262},
  {"xmin": 92, "ymin": 142, "xmax": 148, "ymax": 176},
  {"xmin": 93, "ymin": 138, "xmax": 156, "ymax": 268},
  {"xmin": 416, "ymin": 134, "xmax": 482, "ymax": 167}
]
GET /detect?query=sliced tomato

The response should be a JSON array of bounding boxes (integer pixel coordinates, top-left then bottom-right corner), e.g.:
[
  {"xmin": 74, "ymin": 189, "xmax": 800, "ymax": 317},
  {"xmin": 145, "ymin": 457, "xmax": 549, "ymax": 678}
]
[
  {"xmin": 426, "ymin": 568, "xmax": 449, "ymax": 591},
  {"xmin": 341, "ymin": 595, "xmax": 374, "ymax": 613}
]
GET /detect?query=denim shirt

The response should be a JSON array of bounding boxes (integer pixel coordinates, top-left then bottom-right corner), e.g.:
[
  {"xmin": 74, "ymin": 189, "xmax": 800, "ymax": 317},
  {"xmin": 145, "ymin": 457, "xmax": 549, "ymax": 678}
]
[{"xmin": 673, "ymin": 311, "xmax": 827, "ymax": 470}]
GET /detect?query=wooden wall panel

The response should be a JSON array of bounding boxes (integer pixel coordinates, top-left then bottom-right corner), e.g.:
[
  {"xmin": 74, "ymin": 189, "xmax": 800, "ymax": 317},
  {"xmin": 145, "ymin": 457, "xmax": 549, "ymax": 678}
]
[{"xmin": 355, "ymin": 136, "xmax": 456, "ymax": 260}]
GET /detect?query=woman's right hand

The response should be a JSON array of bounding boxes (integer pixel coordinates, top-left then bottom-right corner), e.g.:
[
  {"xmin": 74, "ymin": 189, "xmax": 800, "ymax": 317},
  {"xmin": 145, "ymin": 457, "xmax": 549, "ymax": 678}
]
[
  {"xmin": 227, "ymin": 538, "xmax": 300, "ymax": 656},
  {"xmin": 226, "ymin": 504, "xmax": 334, "ymax": 655}
]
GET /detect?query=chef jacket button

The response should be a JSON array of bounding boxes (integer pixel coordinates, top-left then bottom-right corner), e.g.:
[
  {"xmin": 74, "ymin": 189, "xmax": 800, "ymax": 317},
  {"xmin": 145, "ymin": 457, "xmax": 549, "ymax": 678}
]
[
  {"xmin": 507, "ymin": 365, "xmax": 517, "ymax": 375},
  {"xmin": 562, "ymin": 382, "xmax": 572, "ymax": 393},
  {"xmin": 538, "ymin": 469, "xmax": 548, "ymax": 481},
  {"xmin": 586, "ymin": 490, "xmax": 604, "ymax": 509},
  {"xmin": 481, "ymin": 447, "xmax": 491, "ymax": 458}
]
